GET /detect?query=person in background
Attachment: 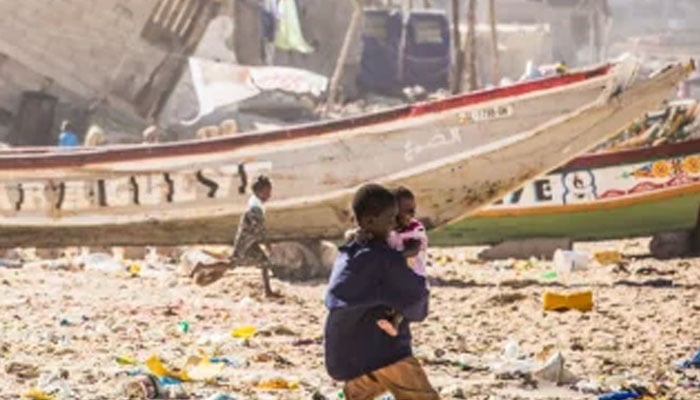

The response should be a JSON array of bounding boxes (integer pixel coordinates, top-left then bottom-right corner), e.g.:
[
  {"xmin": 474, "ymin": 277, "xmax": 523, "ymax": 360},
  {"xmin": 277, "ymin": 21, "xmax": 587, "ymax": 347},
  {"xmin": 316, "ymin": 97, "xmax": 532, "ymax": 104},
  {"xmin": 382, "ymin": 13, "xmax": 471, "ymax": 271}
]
[
  {"xmin": 142, "ymin": 125, "xmax": 161, "ymax": 144},
  {"xmin": 519, "ymin": 60, "xmax": 543, "ymax": 81},
  {"xmin": 555, "ymin": 61, "xmax": 568, "ymax": 75},
  {"xmin": 195, "ymin": 125, "xmax": 222, "ymax": 140},
  {"xmin": 220, "ymin": 119, "xmax": 239, "ymax": 136},
  {"xmin": 84, "ymin": 125, "xmax": 108, "ymax": 147},
  {"xmin": 58, "ymin": 120, "xmax": 79, "ymax": 148}
]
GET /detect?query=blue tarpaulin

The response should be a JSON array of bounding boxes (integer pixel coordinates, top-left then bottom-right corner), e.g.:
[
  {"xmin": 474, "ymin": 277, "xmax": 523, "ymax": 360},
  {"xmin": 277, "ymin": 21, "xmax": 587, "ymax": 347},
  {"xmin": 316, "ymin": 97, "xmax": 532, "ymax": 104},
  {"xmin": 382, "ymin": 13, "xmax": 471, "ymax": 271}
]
[
  {"xmin": 358, "ymin": 9, "xmax": 450, "ymax": 95},
  {"xmin": 358, "ymin": 9, "xmax": 403, "ymax": 94},
  {"xmin": 404, "ymin": 11, "xmax": 451, "ymax": 91}
]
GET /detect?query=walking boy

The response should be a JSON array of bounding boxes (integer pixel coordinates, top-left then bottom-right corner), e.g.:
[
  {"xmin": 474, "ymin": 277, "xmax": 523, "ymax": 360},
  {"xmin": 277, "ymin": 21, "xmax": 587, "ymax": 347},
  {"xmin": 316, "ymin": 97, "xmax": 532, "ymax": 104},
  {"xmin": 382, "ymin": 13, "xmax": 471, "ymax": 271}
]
[
  {"xmin": 324, "ymin": 183, "xmax": 438, "ymax": 400},
  {"xmin": 190, "ymin": 176, "xmax": 277, "ymax": 297}
]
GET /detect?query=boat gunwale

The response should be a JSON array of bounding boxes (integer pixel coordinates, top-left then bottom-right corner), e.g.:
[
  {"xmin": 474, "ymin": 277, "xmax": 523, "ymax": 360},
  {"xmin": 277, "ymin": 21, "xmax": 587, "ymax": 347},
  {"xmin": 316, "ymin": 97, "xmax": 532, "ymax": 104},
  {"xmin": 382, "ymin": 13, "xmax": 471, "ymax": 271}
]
[
  {"xmin": 0, "ymin": 65, "xmax": 611, "ymax": 170},
  {"xmin": 559, "ymin": 136, "xmax": 700, "ymax": 171}
]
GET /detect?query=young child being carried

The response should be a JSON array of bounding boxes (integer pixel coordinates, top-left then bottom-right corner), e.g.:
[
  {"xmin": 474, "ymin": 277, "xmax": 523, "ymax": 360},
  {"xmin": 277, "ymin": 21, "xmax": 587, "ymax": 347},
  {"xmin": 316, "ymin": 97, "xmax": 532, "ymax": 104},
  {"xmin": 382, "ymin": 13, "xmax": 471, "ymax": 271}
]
[
  {"xmin": 379, "ymin": 186, "xmax": 428, "ymax": 336},
  {"xmin": 346, "ymin": 186, "xmax": 429, "ymax": 337}
]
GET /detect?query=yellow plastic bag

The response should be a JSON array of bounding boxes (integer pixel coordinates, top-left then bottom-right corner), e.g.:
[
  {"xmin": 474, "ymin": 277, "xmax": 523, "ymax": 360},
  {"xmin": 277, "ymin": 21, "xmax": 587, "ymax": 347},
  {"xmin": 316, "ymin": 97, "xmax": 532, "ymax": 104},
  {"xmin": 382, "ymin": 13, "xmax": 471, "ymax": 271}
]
[
  {"xmin": 115, "ymin": 355, "xmax": 138, "ymax": 365},
  {"xmin": 128, "ymin": 263, "xmax": 142, "ymax": 277},
  {"xmin": 231, "ymin": 325, "xmax": 258, "ymax": 339},
  {"xmin": 594, "ymin": 250, "xmax": 622, "ymax": 265},
  {"xmin": 256, "ymin": 378, "xmax": 299, "ymax": 390},
  {"xmin": 23, "ymin": 389, "xmax": 54, "ymax": 400},
  {"xmin": 145, "ymin": 355, "xmax": 190, "ymax": 381}
]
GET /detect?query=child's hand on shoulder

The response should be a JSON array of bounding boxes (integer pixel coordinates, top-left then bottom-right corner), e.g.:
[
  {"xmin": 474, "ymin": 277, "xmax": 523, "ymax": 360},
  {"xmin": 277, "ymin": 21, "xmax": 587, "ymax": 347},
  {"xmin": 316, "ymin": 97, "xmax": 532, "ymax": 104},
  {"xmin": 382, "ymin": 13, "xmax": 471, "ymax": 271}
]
[
  {"xmin": 345, "ymin": 228, "xmax": 373, "ymax": 243},
  {"xmin": 402, "ymin": 238, "xmax": 421, "ymax": 257}
]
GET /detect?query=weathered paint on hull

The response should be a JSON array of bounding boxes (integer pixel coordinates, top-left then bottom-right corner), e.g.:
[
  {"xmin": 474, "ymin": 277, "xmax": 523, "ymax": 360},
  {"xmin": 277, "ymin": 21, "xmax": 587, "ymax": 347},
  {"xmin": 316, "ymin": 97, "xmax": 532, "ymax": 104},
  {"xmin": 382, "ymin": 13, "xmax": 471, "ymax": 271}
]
[
  {"xmin": 434, "ymin": 129, "xmax": 700, "ymax": 246},
  {"xmin": 0, "ymin": 61, "xmax": 688, "ymax": 247}
]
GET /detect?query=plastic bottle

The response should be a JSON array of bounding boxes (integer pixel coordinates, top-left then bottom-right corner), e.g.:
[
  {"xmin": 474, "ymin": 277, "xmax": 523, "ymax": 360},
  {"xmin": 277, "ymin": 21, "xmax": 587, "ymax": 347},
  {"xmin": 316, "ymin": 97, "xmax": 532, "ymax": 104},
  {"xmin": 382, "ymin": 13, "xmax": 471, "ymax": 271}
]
[
  {"xmin": 158, "ymin": 377, "xmax": 187, "ymax": 399},
  {"xmin": 553, "ymin": 249, "xmax": 590, "ymax": 273},
  {"xmin": 504, "ymin": 340, "xmax": 519, "ymax": 359}
]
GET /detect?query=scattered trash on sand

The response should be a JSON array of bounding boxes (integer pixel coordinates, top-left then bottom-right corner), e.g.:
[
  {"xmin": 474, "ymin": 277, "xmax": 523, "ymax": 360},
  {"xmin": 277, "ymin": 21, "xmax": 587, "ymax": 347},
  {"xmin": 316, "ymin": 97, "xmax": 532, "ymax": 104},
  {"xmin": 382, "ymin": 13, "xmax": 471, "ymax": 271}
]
[{"xmin": 3, "ymin": 241, "xmax": 699, "ymax": 398}]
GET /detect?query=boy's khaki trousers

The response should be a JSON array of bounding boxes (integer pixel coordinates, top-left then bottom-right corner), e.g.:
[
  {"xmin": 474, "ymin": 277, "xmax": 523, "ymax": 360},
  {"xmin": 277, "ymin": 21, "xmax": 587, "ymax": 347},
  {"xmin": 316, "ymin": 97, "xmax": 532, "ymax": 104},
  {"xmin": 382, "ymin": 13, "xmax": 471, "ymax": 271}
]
[{"xmin": 343, "ymin": 356, "xmax": 439, "ymax": 400}]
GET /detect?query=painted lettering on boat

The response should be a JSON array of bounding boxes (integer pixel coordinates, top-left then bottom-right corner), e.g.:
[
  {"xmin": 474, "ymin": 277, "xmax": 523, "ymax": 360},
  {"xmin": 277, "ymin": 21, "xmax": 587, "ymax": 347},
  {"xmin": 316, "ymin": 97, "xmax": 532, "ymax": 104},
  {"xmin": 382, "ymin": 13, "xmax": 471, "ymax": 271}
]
[
  {"xmin": 404, "ymin": 128, "xmax": 462, "ymax": 162},
  {"xmin": 485, "ymin": 153, "xmax": 700, "ymax": 211},
  {"xmin": 0, "ymin": 161, "xmax": 273, "ymax": 217},
  {"xmin": 492, "ymin": 171, "xmax": 598, "ymax": 208},
  {"xmin": 562, "ymin": 170, "xmax": 597, "ymax": 203},
  {"xmin": 458, "ymin": 104, "xmax": 514, "ymax": 124},
  {"xmin": 534, "ymin": 180, "xmax": 553, "ymax": 202}
]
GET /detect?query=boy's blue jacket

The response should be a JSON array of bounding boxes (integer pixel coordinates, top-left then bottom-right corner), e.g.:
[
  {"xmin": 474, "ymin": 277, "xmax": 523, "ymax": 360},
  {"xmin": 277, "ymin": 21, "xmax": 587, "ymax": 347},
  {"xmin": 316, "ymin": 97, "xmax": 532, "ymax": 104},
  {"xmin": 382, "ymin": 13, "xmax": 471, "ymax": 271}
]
[{"xmin": 324, "ymin": 239, "xmax": 429, "ymax": 380}]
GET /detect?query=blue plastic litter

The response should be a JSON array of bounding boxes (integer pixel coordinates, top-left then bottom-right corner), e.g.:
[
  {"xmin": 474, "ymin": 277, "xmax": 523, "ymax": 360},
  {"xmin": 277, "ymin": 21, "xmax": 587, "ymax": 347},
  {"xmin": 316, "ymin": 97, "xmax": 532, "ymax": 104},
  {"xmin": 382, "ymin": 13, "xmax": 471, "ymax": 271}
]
[
  {"xmin": 158, "ymin": 376, "xmax": 183, "ymax": 386},
  {"xmin": 597, "ymin": 390, "xmax": 641, "ymax": 400},
  {"xmin": 682, "ymin": 349, "xmax": 700, "ymax": 368}
]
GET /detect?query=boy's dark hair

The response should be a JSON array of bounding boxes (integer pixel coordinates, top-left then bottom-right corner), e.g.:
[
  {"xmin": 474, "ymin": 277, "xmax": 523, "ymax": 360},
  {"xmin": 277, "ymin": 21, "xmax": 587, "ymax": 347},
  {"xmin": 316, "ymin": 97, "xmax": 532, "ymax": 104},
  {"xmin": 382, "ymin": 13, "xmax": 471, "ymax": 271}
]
[
  {"xmin": 352, "ymin": 184, "xmax": 395, "ymax": 221},
  {"xmin": 393, "ymin": 186, "xmax": 415, "ymax": 202},
  {"xmin": 252, "ymin": 175, "xmax": 272, "ymax": 193}
]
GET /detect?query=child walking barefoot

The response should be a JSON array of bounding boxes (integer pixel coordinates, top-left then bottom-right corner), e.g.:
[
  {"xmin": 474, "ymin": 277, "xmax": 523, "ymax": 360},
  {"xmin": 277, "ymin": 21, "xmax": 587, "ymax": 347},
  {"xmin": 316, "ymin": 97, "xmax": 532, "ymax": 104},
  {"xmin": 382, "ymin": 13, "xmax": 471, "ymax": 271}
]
[{"xmin": 190, "ymin": 176, "xmax": 278, "ymax": 297}]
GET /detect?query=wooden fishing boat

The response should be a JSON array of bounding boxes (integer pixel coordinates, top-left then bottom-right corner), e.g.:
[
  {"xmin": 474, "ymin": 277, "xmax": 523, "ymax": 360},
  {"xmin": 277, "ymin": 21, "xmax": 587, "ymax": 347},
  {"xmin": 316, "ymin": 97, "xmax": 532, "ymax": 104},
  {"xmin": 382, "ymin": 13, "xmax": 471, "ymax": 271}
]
[
  {"xmin": 0, "ymin": 60, "xmax": 690, "ymax": 247},
  {"xmin": 433, "ymin": 125, "xmax": 700, "ymax": 246}
]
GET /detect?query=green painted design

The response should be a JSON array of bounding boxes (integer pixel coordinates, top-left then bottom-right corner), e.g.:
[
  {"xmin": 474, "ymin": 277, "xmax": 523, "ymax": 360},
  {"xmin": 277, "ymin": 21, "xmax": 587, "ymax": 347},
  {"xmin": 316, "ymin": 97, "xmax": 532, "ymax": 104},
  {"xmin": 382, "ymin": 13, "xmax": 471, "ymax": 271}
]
[{"xmin": 430, "ymin": 192, "xmax": 700, "ymax": 246}]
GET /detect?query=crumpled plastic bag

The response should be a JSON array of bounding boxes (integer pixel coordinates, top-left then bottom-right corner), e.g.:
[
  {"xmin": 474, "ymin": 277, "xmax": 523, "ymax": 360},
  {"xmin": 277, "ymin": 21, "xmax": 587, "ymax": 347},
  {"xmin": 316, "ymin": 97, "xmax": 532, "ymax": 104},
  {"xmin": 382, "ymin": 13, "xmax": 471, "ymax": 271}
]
[
  {"xmin": 81, "ymin": 253, "xmax": 125, "ymax": 274},
  {"xmin": 532, "ymin": 352, "xmax": 577, "ymax": 384}
]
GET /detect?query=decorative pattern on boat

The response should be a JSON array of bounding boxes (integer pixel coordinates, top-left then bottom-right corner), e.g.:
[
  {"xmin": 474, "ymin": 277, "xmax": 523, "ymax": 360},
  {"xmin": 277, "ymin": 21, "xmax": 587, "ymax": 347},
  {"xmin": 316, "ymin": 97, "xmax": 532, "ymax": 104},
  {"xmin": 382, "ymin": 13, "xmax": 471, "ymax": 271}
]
[{"xmin": 485, "ymin": 140, "xmax": 700, "ymax": 213}]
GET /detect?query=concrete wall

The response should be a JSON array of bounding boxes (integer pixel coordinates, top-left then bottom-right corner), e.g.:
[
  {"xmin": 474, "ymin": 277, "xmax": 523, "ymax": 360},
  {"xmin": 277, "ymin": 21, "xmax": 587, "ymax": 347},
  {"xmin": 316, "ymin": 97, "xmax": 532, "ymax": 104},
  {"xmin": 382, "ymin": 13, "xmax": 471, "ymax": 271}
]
[
  {"xmin": 468, "ymin": 24, "xmax": 553, "ymax": 86},
  {"xmin": 433, "ymin": 0, "xmax": 595, "ymax": 67},
  {"xmin": 0, "ymin": 0, "xmax": 168, "ymax": 143},
  {"xmin": 0, "ymin": 0, "xmax": 164, "ymax": 105},
  {"xmin": 0, "ymin": 0, "xmax": 239, "ymax": 144},
  {"xmin": 273, "ymin": 0, "xmax": 360, "ymax": 78}
]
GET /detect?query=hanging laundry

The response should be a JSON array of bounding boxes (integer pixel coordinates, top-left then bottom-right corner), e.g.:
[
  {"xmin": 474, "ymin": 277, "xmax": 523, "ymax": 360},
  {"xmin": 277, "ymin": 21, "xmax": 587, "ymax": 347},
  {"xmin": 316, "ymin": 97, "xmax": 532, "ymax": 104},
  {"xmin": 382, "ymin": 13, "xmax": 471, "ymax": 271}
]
[
  {"xmin": 261, "ymin": 0, "xmax": 279, "ymax": 42},
  {"xmin": 274, "ymin": 0, "xmax": 314, "ymax": 54}
]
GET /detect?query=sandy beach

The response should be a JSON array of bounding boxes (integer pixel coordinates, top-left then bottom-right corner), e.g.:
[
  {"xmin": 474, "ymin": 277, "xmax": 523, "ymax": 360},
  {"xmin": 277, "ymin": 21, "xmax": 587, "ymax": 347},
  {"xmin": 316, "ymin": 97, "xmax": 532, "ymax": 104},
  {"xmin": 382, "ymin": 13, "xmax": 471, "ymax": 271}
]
[{"xmin": 1, "ymin": 238, "xmax": 699, "ymax": 399}]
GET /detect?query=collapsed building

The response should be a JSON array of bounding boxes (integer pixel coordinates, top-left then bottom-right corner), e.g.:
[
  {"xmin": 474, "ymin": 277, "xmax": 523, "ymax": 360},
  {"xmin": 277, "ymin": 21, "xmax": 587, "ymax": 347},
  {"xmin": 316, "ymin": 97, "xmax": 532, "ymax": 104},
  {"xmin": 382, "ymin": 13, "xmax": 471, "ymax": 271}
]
[{"xmin": 0, "ymin": 0, "xmax": 355, "ymax": 145}]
